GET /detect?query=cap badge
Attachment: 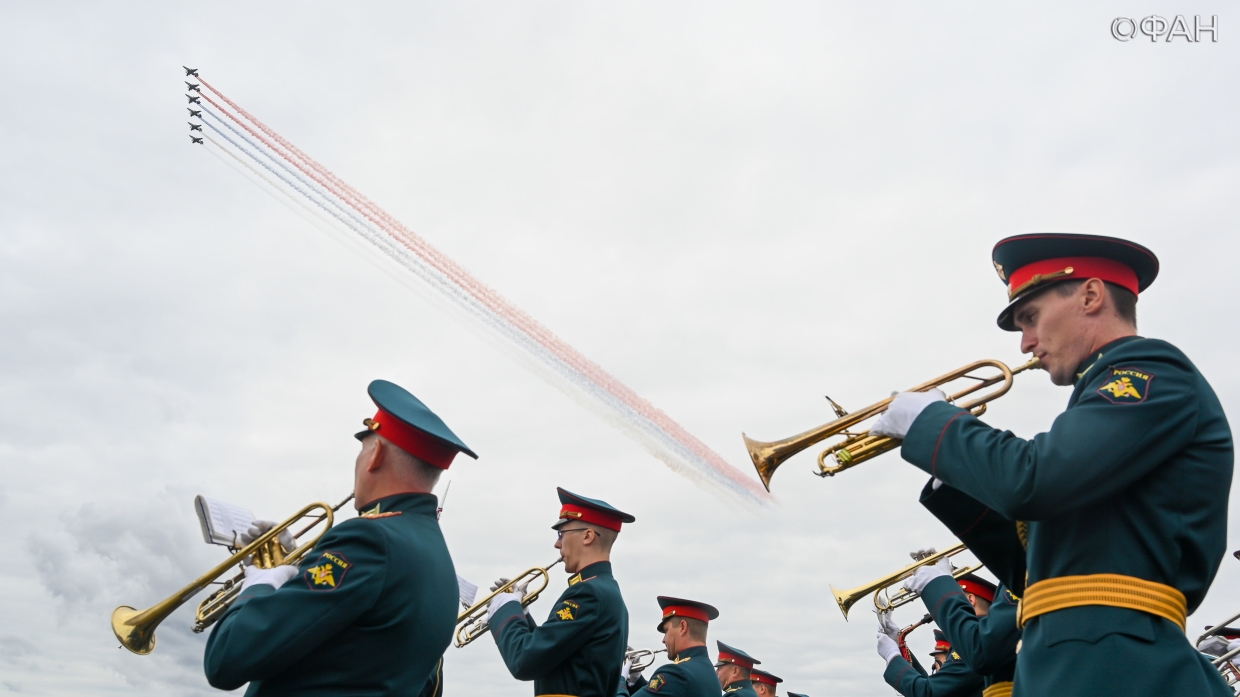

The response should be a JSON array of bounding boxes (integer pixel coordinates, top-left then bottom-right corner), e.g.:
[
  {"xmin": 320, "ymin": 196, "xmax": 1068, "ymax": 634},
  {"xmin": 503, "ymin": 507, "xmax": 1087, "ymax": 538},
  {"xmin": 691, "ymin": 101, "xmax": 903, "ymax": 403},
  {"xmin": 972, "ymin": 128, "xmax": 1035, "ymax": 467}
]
[
  {"xmin": 993, "ymin": 260, "xmax": 1006, "ymax": 281},
  {"xmin": 362, "ymin": 417, "xmax": 381, "ymax": 432}
]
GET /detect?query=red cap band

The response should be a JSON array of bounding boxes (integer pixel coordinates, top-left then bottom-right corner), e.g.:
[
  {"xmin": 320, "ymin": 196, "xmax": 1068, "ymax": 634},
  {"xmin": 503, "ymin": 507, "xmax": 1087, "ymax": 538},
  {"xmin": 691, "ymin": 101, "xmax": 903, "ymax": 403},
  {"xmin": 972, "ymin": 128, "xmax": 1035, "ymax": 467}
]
[
  {"xmin": 958, "ymin": 578, "xmax": 996, "ymax": 603},
  {"xmin": 717, "ymin": 650, "xmax": 754, "ymax": 670},
  {"xmin": 934, "ymin": 639, "xmax": 952, "ymax": 652},
  {"xmin": 751, "ymin": 672, "xmax": 781, "ymax": 686},
  {"xmin": 1008, "ymin": 256, "xmax": 1138, "ymax": 301},
  {"xmin": 558, "ymin": 503, "xmax": 625, "ymax": 532},
  {"xmin": 662, "ymin": 605, "xmax": 710, "ymax": 624},
  {"xmin": 368, "ymin": 408, "xmax": 458, "ymax": 470}
]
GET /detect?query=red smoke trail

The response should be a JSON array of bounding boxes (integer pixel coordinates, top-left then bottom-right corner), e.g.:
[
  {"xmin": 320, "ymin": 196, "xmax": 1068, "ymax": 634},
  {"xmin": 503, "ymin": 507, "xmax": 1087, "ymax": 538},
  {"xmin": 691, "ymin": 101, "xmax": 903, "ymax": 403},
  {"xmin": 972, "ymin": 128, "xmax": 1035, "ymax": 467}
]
[{"xmin": 197, "ymin": 77, "xmax": 770, "ymax": 500}]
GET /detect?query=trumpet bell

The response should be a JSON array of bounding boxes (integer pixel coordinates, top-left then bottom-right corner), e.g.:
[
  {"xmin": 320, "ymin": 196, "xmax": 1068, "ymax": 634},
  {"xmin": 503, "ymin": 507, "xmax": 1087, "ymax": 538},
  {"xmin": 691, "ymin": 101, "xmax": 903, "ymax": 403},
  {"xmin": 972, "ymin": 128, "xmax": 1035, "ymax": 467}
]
[
  {"xmin": 112, "ymin": 606, "xmax": 155, "ymax": 655},
  {"xmin": 743, "ymin": 434, "xmax": 782, "ymax": 492}
]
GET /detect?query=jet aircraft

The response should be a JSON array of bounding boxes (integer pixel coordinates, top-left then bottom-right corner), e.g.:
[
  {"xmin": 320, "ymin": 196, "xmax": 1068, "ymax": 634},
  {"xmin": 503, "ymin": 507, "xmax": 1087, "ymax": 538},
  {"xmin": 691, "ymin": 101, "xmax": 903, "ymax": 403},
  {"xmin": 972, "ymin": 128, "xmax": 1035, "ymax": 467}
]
[
  {"xmin": 188, "ymin": 108, "xmax": 202, "ymax": 117},
  {"xmin": 187, "ymin": 95, "xmax": 201, "ymax": 104},
  {"xmin": 185, "ymin": 82, "xmax": 200, "ymax": 92},
  {"xmin": 184, "ymin": 66, "xmax": 198, "ymax": 76},
  {"xmin": 188, "ymin": 122, "xmax": 202, "ymax": 131},
  {"xmin": 189, "ymin": 135, "xmax": 204, "ymax": 144}
]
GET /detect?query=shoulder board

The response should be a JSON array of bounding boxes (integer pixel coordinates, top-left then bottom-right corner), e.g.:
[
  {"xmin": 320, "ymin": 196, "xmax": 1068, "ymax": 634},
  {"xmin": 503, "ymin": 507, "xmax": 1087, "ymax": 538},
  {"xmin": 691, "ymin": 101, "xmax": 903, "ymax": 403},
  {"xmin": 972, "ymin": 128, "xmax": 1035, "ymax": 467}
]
[
  {"xmin": 359, "ymin": 503, "xmax": 401, "ymax": 515},
  {"xmin": 567, "ymin": 574, "xmax": 597, "ymax": 586}
]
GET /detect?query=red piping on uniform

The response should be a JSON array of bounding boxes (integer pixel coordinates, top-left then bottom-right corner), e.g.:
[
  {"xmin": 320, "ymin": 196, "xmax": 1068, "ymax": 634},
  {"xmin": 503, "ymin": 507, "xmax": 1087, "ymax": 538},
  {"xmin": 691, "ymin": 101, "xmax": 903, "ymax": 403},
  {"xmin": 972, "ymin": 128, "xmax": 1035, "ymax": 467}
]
[{"xmin": 930, "ymin": 412, "xmax": 968, "ymax": 478}]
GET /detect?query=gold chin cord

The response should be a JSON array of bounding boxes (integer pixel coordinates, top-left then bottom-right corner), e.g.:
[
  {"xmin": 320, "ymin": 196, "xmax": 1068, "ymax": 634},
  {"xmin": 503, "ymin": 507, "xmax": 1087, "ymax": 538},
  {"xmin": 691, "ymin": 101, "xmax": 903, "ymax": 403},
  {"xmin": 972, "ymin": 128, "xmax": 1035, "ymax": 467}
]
[
  {"xmin": 111, "ymin": 494, "xmax": 353, "ymax": 655},
  {"xmin": 454, "ymin": 559, "xmax": 563, "ymax": 647},
  {"xmin": 830, "ymin": 543, "xmax": 982, "ymax": 619},
  {"xmin": 744, "ymin": 357, "xmax": 1042, "ymax": 491}
]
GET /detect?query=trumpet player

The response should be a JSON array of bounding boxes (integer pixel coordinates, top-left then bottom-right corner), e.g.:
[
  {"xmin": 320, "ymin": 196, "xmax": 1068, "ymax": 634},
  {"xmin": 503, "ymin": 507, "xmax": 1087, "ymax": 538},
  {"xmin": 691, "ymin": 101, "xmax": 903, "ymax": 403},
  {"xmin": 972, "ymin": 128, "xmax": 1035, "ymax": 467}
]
[
  {"xmin": 877, "ymin": 622, "xmax": 982, "ymax": 697},
  {"xmin": 623, "ymin": 596, "xmax": 721, "ymax": 696},
  {"xmin": 910, "ymin": 487, "xmax": 1025, "ymax": 697},
  {"xmin": 203, "ymin": 380, "xmax": 474, "ymax": 695},
  {"xmin": 869, "ymin": 233, "xmax": 1234, "ymax": 697},
  {"xmin": 486, "ymin": 488, "xmax": 633, "ymax": 697}
]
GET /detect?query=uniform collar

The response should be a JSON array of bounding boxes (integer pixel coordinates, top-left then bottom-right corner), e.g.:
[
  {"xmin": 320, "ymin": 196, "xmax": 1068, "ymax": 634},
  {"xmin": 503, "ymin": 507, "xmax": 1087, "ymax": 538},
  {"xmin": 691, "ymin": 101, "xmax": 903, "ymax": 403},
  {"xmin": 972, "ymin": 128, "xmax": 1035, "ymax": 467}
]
[
  {"xmin": 673, "ymin": 644, "xmax": 709, "ymax": 661},
  {"xmin": 355, "ymin": 492, "xmax": 439, "ymax": 518},
  {"xmin": 570, "ymin": 560, "xmax": 612, "ymax": 581},
  {"xmin": 1073, "ymin": 335, "xmax": 1143, "ymax": 384}
]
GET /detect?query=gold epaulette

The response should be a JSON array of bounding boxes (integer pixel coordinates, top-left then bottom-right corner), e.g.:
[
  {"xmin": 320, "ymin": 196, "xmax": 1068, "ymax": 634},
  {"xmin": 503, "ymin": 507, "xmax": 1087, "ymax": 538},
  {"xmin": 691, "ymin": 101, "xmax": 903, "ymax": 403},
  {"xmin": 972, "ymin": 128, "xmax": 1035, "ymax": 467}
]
[{"xmin": 1018, "ymin": 573, "xmax": 1186, "ymax": 630}]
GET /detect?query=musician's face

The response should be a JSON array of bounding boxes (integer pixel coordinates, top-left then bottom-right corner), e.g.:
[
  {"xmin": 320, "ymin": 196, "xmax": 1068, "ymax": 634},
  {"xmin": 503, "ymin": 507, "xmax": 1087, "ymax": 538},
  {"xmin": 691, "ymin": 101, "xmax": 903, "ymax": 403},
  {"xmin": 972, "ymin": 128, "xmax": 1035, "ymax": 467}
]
[
  {"xmin": 1013, "ymin": 285, "xmax": 1093, "ymax": 386},
  {"xmin": 931, "ymin": 652, "xmax": 947, "ymax": 672}
]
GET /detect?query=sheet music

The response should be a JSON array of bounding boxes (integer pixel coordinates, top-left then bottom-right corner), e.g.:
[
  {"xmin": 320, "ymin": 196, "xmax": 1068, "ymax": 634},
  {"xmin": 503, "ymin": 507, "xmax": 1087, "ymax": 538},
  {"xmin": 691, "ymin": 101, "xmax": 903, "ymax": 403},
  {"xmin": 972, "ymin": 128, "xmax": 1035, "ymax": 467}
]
[
  {"xmin": 195, "ymin": 495, "xmax": 256, "ymax": 547},
  {"xmin": 457, "ymin": 574, "xmax": 478, "ymax": 608}
]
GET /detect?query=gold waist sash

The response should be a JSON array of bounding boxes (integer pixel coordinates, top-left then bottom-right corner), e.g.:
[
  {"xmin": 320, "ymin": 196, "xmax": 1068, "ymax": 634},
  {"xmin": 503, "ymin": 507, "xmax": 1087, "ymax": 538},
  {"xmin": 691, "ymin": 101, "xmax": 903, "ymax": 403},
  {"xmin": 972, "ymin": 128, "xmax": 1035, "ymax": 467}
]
[
  {"xmin": 1018, "ymin": 573, "xmax": 1186, "ymax": 631},
  {"xmin": 983, "ymin": 681, "xmax": 1014, "ymax": 697}
]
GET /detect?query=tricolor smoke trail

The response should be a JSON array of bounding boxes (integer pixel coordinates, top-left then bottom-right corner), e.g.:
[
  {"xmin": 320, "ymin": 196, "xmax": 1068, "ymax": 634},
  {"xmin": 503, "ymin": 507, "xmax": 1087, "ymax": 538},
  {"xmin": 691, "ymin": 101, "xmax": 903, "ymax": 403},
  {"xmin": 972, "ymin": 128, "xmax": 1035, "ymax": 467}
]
[{"xmin": 188, "ymin": 74, "xmax": 772, "ymax": 508}]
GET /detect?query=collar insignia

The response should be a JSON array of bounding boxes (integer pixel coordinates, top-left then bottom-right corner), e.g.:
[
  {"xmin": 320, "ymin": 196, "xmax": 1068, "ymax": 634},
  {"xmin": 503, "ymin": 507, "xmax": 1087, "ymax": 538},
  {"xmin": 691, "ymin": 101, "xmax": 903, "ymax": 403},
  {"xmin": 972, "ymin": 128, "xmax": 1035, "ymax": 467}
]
[
  {"xmin": 362, "ymin": 510, "xmax": 402, "ymax": 519},
  {"xmin": 361, "ymin": 503, "xmax": 381, "ymax": 516},
  {"xmin": 672, "ymin": 656, "xmax": 691, "ymax": 664},
  {"xmin": 568, "ymin": 573, "xmax": 582, "ymax": 586}
]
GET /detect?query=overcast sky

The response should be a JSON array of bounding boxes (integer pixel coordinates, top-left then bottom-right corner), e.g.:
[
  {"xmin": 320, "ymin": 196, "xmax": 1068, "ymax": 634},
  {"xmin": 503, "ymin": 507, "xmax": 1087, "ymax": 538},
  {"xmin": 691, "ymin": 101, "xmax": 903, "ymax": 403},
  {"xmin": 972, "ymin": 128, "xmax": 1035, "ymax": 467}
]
[{"xmin": 2, "ymin": 2, "xmax": 1239, "ymax": 695}]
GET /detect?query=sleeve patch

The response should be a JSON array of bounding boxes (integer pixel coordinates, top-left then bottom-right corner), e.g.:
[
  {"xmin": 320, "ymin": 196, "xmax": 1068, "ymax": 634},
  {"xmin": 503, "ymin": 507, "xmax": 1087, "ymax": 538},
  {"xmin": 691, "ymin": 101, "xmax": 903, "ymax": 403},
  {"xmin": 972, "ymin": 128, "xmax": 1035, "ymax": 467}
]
[
  {"xmin": 1096, "ymin": 367, "xmax": 1153, "ymax": 404},
  {"xmin": 648, "ymin": 674, "xmax": 666, "ymax": 692},
  {"xmin": 304, "ymin": 550, "xmax": 351, "ymax": 591}
]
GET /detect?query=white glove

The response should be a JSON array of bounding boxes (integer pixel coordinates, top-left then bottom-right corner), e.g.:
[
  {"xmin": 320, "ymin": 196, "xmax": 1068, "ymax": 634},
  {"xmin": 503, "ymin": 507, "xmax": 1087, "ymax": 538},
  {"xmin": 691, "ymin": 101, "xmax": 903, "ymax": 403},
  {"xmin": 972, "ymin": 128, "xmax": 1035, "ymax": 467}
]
[
  {"xmin": 869, "ymin": 390, "xmax": 947, "ymax": 439},
  {"xmin": 877, "ymin": 632, "xmax": 901, "ymax": 665},
  {"xmin": 876, "ymin": 610, "xmax": 901, "ymax": 642},
  {"xmin": 904, "ymin": 556, "xmax": 955, "ymax": 594},
  {"xmin": 490, "ymin": 577, "xmax": 529, "ymax": 603},
  {"xmin": 909, "ymin": 548, "xmax": 938, "ymax": 562},
  {"xmin": 485, "ymin": 591, "xmax": 522, "ymax": 624},
  {"xmin": 1229, "ymin": 638, "xmax": 1240, "ymax": 654},
  {"xmin": 932, "ymin": 478, "xmax": 944, "ymax": 491},
  {"xmin": 238, "ymin": 520, "xmax": 295, "ymax": 552},
  {"xmin": 1198, "ymin": 635, "xmax": 1228, "ymax": 656},
  {"xmin": 241, "ymin": 564, "xmax": 299, "ymax": 592}
]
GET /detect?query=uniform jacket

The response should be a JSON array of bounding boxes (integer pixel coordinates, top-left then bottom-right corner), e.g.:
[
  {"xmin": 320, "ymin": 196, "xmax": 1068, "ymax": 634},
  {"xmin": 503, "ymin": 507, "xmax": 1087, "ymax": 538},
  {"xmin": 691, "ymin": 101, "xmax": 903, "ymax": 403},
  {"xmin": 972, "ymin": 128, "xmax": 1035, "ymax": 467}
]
[
  {"xmin": 901, "ymin": 337, "xmax": 1234, "ymax": 696},
  {"xmin": 203, "ymin": 493, "xmax": 458, "ymax": 696},
  {"xmin": 492, "ymin": 560, "xmax": 629, "ymax": 697},
  {"xmin": 883, "ymin": 650, "xmax": 983, "ymax": 697},
  {"xmin": 624, "ymin": 645, "xmax": 720, "ymax": 697},
  {"xmin": 919, "ymin": 576, "xmax": 1019, "ymax": 688}
]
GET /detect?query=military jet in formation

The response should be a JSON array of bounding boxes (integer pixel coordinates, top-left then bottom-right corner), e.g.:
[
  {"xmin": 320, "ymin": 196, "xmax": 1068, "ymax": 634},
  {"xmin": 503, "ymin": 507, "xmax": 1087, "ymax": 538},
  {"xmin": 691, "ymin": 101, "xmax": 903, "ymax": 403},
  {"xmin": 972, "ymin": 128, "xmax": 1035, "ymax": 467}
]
[
  {"xmin": 188, "ymin": 108, "xmax": 202, "ymax": 117},
  {"xmin": 189, "ymin": 135, "xmax": 203, "ymax": 144},
  {"xmin": 185, "ymin": 82, "xmax": 200, "ymax": 92},
  {"xmin": 187, "ymin": 95, "xmax": 201, "ymax": 104},
  {"xmin": 184, "ymin": 66, "xmax": 198, "ymax": 77},
  {"xmin": 188, "ymin": 122, "xmax": 202, "ymax": 131}
]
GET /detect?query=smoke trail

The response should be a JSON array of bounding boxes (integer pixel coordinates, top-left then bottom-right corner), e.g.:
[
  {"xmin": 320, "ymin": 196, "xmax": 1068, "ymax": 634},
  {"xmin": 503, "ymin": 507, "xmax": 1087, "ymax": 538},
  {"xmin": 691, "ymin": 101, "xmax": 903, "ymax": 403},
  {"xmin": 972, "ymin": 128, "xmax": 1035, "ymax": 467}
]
[{"xmin": 193, "ymin": 75, "xmax": 772, "ymax": 507}]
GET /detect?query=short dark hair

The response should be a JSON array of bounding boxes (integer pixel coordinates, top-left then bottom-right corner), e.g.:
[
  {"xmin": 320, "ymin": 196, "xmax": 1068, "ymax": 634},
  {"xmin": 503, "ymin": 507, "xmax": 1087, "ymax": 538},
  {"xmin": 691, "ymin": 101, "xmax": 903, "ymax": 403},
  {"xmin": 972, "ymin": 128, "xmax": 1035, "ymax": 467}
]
[
  {"xmin": 663, "ymin": 616, "xmax": 708, "ymax": 641},
  {"xmin": 1052, "ymin": 280, "xmax": 1137, "ymax": 328}
]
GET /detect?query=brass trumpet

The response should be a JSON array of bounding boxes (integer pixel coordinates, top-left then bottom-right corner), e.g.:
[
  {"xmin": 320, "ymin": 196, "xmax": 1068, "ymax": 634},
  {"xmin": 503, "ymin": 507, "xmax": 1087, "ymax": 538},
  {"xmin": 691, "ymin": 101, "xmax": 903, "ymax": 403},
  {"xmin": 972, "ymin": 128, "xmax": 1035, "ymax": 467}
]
[
  {"xmin": 744, "ymin": 357, "xmax": 1042, "ymax": 491},
  {"xmin": 830, "ymin": 543, "xmax": 983, "ymax": 619},
  {"xmin": 455, "ymin": 559, "xmax": 563, "ymax": 647},
  {"xmin": 626, "ymin": 647, "xmax": 667, "ymax": 672},
  {"xmin": 111, "ymin": 496, "xmax": 349, "ymax": 655}
]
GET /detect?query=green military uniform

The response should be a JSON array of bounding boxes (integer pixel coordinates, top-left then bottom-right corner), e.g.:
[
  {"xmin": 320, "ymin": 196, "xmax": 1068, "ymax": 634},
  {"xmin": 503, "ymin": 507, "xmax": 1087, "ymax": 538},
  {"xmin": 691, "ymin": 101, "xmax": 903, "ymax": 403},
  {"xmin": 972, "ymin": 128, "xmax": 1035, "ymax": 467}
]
[
  {"xmin": 493, "ymin": 561, "xmax": 629, "ymax": 697},
  {"xmin": 715, "ymin": 642, "xmax": 761, "ymax": 697},
  {"xmin": 722, "ymin": 678, "xmax": 760, "ymax": 697},
  {"xmin": 919, "ymin": 483, "xmax": 1024, "ymax": 696},
  {"xmin": 203, "ymin": 379, "xmax": 475, "ymax": 696},
  {"xmin": 897, "ymin": 233, "xmax": 1234, "ymax": 697},
  {"xmin": 626, "ymin": 645, "xmax": 719, "ymax": 696},
  {"xmin": 884, "ymin": 646, "xmax": 983, "ymax": 697},
  {"xmin": 204, "ymin": 493, "xmax": 459, "ymax": 696},
  {"xmin": 418, "ymin": 658, "xmax": 444, "ymax": 697},
  {"xmin": 919, "ymin": 575, "xmax": 1019, "ymax": 694}
]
